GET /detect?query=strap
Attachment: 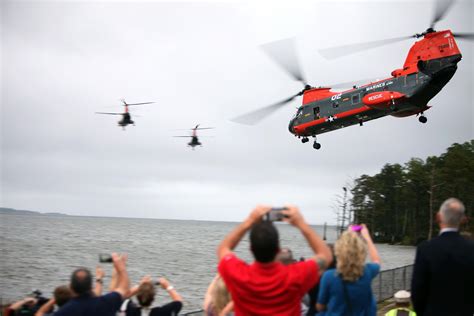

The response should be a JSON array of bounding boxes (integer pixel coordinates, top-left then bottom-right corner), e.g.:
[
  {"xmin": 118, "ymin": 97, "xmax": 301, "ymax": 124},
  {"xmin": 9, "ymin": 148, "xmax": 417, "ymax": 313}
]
[
  {"xmin": 342, "ymin": 280, "xmax": 354, "ymax": 316},
  {"xmin": 120, "ymin": 299, "xmax": 130, "ymax": 312}
]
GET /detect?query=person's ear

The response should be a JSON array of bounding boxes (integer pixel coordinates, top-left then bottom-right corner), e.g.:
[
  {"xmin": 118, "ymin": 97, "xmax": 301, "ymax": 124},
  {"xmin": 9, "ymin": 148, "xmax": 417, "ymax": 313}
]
[{"xmin": 435, "ymin": 212, "xmax": 441, "ymax": 224}]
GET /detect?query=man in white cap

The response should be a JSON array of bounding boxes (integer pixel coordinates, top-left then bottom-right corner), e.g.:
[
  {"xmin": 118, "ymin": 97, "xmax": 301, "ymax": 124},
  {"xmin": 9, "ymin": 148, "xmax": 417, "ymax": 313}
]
[{"xmin": 384, "ymin": 290, "xmax": 416, "ymax": 316}]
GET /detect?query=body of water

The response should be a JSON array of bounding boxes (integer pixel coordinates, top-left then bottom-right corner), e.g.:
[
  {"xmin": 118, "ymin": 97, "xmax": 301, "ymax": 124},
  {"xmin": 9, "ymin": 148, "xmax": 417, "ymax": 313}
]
[{"xmin": 0, "ymin": 214, "xmax": 416, "ymax": 312}]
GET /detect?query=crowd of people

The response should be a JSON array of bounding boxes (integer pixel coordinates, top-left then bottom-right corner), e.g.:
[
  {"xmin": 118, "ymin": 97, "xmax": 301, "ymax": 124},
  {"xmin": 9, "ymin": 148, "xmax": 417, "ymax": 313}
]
[{"xmin": 2, "ymin": 198, "xmax": 473, "ymax": 316}]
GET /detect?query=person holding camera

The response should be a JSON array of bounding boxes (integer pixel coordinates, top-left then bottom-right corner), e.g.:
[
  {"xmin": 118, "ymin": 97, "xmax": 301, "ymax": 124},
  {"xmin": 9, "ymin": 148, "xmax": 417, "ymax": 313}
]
[
  {"xmin": 316, "ymin": 224, "xmax": 381, "ymax": 316},
  {"xmin": 119, "ymin": 276, "xmax": 183, "ymax": 316},
  {"xmin": 217, "ymin": 205, "xmax": 332, "ymax": 316},
  {"xmin": 54, "ymin": 253, "xmax": 130, "ymax": 316}
]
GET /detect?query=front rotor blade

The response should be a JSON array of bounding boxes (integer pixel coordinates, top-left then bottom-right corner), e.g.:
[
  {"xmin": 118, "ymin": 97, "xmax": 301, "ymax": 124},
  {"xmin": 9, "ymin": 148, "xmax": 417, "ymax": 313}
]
[
  {"xmin": 231, "ymin": 92, "xmax": 300, "ymax": 125},
  {"xmin": 195, "ymin": 127, "xmax": 215, "ymax": 130},
  {"xmin": 126, "ymin": 102, "xmax": 154, "ymax": 106},
  {"xmin": 453, "ymin": 32, "xmax": 474, "ymax": 40},
  {"xmin": 431, "ymin": 0, "xmax": 455, "ymax": 29},
  {"xmin": 319, "ymin": 36, "xmax": 413, "ymax": 60},
  {"xmin": 261, "ymin": 38, "xmax": 307, "ymax": 85},
  {"xmin": 95, "ymin": 112, "xmax": 123, "ymax": 115},
  {"xmin": 173, "ymin": 136, "xmax": 193, "ymax": 138}
]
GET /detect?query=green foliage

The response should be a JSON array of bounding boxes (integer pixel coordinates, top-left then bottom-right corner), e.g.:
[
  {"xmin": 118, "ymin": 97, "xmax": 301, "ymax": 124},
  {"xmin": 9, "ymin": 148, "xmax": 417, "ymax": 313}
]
[{"xmin": 350, "ymin": 141, "xmax": 474, "ymax": 245}]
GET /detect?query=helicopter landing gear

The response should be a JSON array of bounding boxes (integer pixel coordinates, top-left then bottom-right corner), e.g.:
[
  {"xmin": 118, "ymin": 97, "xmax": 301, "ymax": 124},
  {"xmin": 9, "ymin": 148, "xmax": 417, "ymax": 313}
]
[
  {"xmin": 301, "ymin": 137, "xmax": 309, "ymax": 143},
  {"xmin": 418, "ymin": 114, "xmax": 427, "ymax": 124},
  {"xmin": 313, "ymin": 141, "xmax": 321, "ymax": 150}
]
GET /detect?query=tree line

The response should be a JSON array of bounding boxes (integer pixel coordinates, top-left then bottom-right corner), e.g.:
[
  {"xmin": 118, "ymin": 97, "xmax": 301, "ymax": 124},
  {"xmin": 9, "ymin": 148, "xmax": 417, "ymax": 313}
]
[{"xmin": 338, "ymin": 140, "xmax": 473, "ymax": 245}]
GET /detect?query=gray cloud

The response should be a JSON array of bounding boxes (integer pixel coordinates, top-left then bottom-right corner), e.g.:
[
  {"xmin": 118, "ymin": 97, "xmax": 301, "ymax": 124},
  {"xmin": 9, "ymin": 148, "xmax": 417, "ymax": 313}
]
[{"xmin": 1, "ymin": 0, "xmax": 473, "ymax": 224}]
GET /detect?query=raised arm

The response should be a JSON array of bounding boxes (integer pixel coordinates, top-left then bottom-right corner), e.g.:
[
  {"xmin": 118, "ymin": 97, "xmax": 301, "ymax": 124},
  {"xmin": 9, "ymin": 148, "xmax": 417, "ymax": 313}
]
[
  {"xmin": 35, "ymin": 298, "xmax": 55, "ymax": 316},
  {"xmin": 282, "ymin": 206, "xmax": 332, "ymax": 271},
  {"xmin": 217, "ymin": 205, "xmax": 271, "ymax": 260},
  {"xmin": 94, "ymin": 266, "xmax": 105, "ymax": 296},
  {"xmin": 159, "ymin": 277, "xmax": 182, "ymax": 302},
  {"xmin": 360, "ymin": 224, "xmax": 381, "ymax": 264},
  {"xmin": 111, "ymin": 253, "xmax": 130, "ymax": 298}
]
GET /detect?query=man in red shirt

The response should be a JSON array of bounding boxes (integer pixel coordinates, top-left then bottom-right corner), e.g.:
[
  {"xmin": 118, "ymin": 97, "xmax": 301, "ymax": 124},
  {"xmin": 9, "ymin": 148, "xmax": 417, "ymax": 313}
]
[{"xmin": 217, "ymin": 205, "xmax": 332, "ymax": 316}]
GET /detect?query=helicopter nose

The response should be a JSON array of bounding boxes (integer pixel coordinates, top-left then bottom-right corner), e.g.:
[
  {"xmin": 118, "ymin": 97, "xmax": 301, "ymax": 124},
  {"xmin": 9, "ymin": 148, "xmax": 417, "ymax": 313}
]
[{"xmin": 288, "ymin": 119, "xmax": 296, "ymax": 134}]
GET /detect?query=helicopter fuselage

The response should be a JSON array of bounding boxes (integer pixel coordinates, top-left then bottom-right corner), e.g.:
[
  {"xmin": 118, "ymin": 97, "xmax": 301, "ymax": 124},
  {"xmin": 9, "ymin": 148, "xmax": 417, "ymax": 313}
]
[{"xmin": 289, "ymin": 30, "xmax": 462, "ymax": 137}]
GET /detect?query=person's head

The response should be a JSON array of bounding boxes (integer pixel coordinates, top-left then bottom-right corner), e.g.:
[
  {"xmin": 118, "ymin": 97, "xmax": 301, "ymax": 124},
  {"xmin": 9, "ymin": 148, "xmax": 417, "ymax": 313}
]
[
  {"xmin": 70, "ymin": 268, "xmax": 93, "ymax": 296},
  {"xmin": 211, "ymin": 276, "xmax": 231, "ymax": 313},
  {"xmin": 334, "ymin": 231, "xmax": 367, "ymax": 282},
  {"xmin": 54, "ymin": 285, "xmax": 73, "ymax": 307},
  {"xmin": 276, "ymin": 247, "xmax": 294, "ymax": 265},
  {"xmin": 437, "ymin": 198, "xmax": 465, "ymax": 229},
  {"xmin": 249, "ymin": 221, "xmax": 280, "ymax": 263},
  {"xmin": 136, "ymin": 282, "xmax": 156, "ymax": 307},
  {"xmin": 394, "ymin": 290, "xmax": 411, "ymax": 307}
]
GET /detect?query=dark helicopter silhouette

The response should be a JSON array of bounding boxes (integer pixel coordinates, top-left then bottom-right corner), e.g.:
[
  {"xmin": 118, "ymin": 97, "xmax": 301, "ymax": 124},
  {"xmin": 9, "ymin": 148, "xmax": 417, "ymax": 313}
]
[
  {"xmin": 96, "ymin": 99, "xmax": 154, "ymax": 130},
  {"xmin": 173, "ymin": 125, "xmax": 214, "ymax": 149}
]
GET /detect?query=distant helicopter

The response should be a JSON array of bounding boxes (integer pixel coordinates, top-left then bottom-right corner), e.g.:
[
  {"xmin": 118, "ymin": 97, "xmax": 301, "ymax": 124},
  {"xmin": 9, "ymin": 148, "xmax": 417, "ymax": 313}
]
[
  {"xmin": 96, "ymin": 99, "xmax": 154, "ymax": 130},
  {"xmin": 232, "ymin": 0, "xmax": 473, "ymax": 150},
  {"xmin": 173, "ymin": 125, "xmax": 214, "ymax": 149}
]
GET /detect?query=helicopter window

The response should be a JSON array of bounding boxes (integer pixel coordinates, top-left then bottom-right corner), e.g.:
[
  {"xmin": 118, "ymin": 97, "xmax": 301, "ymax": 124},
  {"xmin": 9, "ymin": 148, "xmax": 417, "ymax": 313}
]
[
  {"xmin": 352, "ymin": 94, "xmax": 360, "ymax": 104},
  {"xmin": 313, "ymin": 106, "xmax": 320, "ymax": 118},
  {"xmin": 332, "ymin": 102, "xmax": 339, "ymax": 108}
]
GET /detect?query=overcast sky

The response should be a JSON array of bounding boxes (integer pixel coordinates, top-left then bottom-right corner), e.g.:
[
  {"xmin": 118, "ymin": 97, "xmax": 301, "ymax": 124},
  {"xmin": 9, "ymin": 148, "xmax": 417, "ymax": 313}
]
[{"xmin": 1, "ymin": 0, "xmax": 473, "ymax": 224}]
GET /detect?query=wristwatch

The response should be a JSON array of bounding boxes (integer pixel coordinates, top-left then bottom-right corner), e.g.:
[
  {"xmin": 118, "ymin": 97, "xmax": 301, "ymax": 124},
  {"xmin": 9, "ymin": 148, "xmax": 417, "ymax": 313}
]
[{"xmin": 166, "ymin": 285, "xmax": 174, "ymax": 291}]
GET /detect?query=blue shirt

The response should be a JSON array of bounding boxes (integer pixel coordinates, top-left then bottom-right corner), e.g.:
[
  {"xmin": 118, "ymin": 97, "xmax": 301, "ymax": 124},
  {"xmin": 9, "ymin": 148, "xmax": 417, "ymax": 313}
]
[
  {"xmin": 54, "ymin": 292, "xmax": 122, "ymax": 316},
  {"xmin": 317, "ymin": 263, "xmax": 380, "ymax": 316}
]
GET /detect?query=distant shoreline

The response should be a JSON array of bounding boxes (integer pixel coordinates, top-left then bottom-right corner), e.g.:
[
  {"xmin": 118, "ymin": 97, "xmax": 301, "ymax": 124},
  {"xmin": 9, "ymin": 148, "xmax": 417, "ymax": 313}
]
[{"xmin": 0, "ymin": 207, "xmax": 337, "ymax": 226}]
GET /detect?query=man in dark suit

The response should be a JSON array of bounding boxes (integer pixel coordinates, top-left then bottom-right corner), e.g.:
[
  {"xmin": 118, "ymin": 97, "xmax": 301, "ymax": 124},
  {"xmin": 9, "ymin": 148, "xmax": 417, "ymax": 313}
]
[{"xmin": 411, "ymin": 198, "xmax": 474, "ymax": 316}]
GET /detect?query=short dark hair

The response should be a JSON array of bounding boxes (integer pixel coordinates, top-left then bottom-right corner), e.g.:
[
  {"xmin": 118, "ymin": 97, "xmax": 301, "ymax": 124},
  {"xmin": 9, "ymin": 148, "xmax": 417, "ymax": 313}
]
[
  {"xmin": 250, "ymin": 221, "xmax": 280, "ymax": 263},
  {"xmin": 54, "ymin": 285, "xmax": 72, "ymax": 307},
  {"xmin": 137, "ymin": 283, "xmax": 155, "ymax": 307},
  {"xmin": 70, "ymin": 268, "xmax": 92, "ymax": 296}
]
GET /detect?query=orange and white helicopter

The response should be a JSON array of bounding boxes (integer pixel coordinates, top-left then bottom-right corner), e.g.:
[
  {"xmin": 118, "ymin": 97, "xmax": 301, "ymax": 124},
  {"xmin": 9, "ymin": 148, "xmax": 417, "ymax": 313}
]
[{"xmin": 232, "ymin": 0, "xmax": 473, "ymax": 149}]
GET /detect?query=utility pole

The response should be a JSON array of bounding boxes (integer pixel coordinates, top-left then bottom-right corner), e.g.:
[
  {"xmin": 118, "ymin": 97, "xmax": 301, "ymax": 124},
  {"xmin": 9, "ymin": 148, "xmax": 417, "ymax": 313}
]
[
  {"xmin": 340, "ymin": 187, "xmax": 348, "ymax": 235},
  {"xmin": 427, "ymin": 168, "xmax": 444, "ymax": 240}
]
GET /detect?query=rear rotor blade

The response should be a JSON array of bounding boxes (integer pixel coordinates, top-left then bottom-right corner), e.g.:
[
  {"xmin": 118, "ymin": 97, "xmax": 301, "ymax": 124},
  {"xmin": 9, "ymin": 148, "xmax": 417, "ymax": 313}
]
[
  {"xmin": 453, "ymin": 32, "xmax": 474, "ymax": 40},
  {"xmin": 126, "ymin": 102, "xmax": 154, "ymax": 106},
  {"xmin": 195, "ymin": 127, "xmax": 215, "ymax": 130},
  {"xmin": 431, "ymin": 0, "xmax": 455, "ymax": 29},
  {"xmin": 261, "ymin": 38, "xmax": 307, "ymax": 85},
  {"xmin": 173, "ymin": 136, "xmax": 193, "ymax": 138},
  {"xmin": 95, "ymin": 112, "xmax": 123, "ymax": 115},
  {"xmin": 231, "ymin": 92, "xmax": 301, "ymax": 125},
  {"xmin": 319, "ymin": 36, "xmax": 414, "ymax": 60}
]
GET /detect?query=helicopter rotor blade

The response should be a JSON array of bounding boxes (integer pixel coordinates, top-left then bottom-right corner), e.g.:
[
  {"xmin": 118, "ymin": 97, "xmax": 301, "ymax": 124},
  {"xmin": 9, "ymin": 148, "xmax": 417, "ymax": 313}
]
[
  {"xmin": 261, "ymin": 38, "xmax": 307, "ymax": 86},
  {"xmin": 319, "ymin": 35, "xmax": 414, "ymax": 60},
  {"xmin": 431, "ymin": 0, "xmax": 455, "ymax": 29},
  {"xmin": 194, "ymin": 127, "xmax": 215, "ymax": 130},
  {"xmin": 231, "ymin": 91, "xmax": 302, "ymax": 125},
  {"xmin": 124, "ymin": 102, "xmax": 154, "ymax": 106},
  {"xmin": 453, "ymin": 32, "xmax": 474, "ymax": 40},
  {"xmin": 173, "ymin": 136, "xmax": 193, "ymax": 138},
  {"xmin": 95, "ymin": 112, "xmax": 123, "ymax": 115}
]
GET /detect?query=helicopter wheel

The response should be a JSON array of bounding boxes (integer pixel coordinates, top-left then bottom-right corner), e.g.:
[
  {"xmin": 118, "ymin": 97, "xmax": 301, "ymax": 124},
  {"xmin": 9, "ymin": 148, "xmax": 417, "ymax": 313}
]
[
  {"xmin": 313, "ymin": 141, "xmax": 321, "ymax": 150},
  {"xmin": 301, "ymin": 137, "xmax": 309, "ymax": 143},
  {"xmin": 418, "ymin": 115, "xmax": 427, "ymax": 124}
]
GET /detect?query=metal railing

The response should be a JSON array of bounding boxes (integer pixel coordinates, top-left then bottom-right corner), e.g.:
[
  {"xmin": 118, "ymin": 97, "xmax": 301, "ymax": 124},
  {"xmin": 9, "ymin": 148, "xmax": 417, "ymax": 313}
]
[{"xmin": 372, "ymin": 264, "xmax": 413, "ymax": 302}]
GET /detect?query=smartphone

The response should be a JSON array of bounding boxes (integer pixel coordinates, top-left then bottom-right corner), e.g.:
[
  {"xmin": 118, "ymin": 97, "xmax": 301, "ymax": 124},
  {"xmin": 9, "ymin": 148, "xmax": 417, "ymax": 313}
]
[
  {"xmin": 265, "ymin": 207, "xmax": 287, "ymax": 222},
  {"xmin": 99, "ymin": 253, "xmax": 113, "ymax": 263},
  {"xmin": 351, "ymin": 225, "xmax": 362, "ymax": 232}
]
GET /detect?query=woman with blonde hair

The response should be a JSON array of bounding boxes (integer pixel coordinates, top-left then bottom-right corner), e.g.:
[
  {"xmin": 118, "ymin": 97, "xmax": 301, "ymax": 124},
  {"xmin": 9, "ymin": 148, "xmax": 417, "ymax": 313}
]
[
  {"xmin": 316, "ymin": 224, "xmax": 381, "ymax": 316},
  {"xmin": 203, "ymin": 274, "xmax": 234, "ymax": 316}
]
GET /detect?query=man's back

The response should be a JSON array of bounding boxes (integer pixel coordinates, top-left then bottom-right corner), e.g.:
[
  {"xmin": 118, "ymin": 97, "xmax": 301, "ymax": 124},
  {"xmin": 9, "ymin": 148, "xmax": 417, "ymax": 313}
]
[
  {"xmin": 412, "ymin": 232, "xmax": 474, "ymax": 316},
  {"xmin": 218, "ymin": 253, "xmax": 318, "ymax": 316},
  {"xmin": 54, "ymin": 292, "xmax": 122, "ymax": 316}
]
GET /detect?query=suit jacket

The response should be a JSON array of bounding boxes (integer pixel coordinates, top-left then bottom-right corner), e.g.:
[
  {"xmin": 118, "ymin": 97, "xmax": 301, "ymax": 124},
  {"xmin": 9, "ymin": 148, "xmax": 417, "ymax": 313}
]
[{"xmin": 411, "ymin": 231, "xmax": 474, "ymax": 316}]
